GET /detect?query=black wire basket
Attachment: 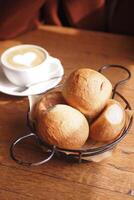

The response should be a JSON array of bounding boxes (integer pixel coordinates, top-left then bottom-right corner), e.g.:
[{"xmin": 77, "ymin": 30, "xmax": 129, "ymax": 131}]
[{"xmin": 10, "ymin": 65, "xmax": 133, "ymax": 166}]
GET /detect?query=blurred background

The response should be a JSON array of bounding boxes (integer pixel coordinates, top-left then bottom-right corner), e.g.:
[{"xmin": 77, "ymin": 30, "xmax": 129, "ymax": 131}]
[{"xmin": 0, "ymin": 0, "xmax": 134, "ymax": 40}]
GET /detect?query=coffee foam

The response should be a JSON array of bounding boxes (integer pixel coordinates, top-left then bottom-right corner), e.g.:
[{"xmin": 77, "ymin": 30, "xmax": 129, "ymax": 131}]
[
  {"xmin": 4, "ymin": 47, "xmax": 46, "ymax": 68},
  {"xmin": 13, "ymin": 52, "xmax": 37, "ymax": 67}
]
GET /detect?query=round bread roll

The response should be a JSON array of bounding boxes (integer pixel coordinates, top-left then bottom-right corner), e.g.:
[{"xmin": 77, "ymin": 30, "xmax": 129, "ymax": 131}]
[
  {"xmin": 62, "ymin": 68, "xmax": 112, "ymax": 119},
  {"xmin": 32, "ymin": 91, "xmax": 66, "ymax": 121},
  {"xmin": 90, "ymin": 99, "xmax": 126, "ymax": 142},
  {"xmin": 36, "ymin": 104, "xmax": 89, "ymax": 149}
]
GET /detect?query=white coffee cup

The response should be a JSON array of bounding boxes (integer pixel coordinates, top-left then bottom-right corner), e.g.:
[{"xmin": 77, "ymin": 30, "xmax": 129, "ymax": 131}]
[{"xmin": 0, "ymin": 44, "xmax": 64, "ymax": 87}]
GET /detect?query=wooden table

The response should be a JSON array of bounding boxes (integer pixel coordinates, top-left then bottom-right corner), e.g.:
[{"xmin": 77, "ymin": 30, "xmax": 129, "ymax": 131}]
[{"xmin": 0, "ymin": 25, "xmax": 134, "ymax": 200}]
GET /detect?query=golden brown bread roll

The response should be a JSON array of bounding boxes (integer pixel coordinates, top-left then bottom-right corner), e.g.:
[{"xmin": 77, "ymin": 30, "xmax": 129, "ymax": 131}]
[
  {"xmin": 62, "ymin": 68, "xmax": 112, "ymax": 120},
  {"xmin": 90, "ymin": 99, "xmax": 126, "ymax": 142},
  {"xmin": 32, "ymin": 91, "xmax": 66, "ymax": 121},
  {"xmin": 36, "ymin": 104, "xmax": 89, "ymax": 149}
]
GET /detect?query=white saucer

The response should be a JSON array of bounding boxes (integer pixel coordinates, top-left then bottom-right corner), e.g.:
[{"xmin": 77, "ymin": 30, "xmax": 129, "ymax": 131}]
[{"xmin": 0, "ymin": 63, "xmax": 64, "ymax": 97}]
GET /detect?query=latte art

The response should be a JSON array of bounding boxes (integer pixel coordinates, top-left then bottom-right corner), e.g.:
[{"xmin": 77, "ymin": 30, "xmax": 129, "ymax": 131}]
[
  {"xmin": 5, "ymin": 47, "xmax": 46, "ymax": 68},
  {"xmin": 13, "ymin": 52, "xmax": 37, "ymax": 67}
]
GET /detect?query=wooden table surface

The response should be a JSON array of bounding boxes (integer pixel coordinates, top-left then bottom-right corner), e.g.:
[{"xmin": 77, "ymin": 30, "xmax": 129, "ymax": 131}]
[{"xmin": 0, "ymin": 25, "xmax": 134, "ymax": 200}]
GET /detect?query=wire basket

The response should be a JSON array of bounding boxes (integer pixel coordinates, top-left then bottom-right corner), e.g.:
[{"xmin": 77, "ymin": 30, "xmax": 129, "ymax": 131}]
[{"xmin": 10, "ymin": 65, "xmax": 133, "ymax": 166}]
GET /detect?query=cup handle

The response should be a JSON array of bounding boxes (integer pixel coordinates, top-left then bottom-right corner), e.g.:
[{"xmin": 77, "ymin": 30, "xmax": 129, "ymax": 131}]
[{"xmin": 48, "ymin": 56, "xmax": 64, "ymax": 78}]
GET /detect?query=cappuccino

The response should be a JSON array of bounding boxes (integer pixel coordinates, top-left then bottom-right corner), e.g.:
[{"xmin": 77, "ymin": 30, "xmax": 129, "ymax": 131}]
[
  {"xmin": 1, "ymin": 44, "xmax": 64, "ymax": 87},
  {"xmin": 4, "ymin": 46, "xmax": 46, "ymax": 68}
]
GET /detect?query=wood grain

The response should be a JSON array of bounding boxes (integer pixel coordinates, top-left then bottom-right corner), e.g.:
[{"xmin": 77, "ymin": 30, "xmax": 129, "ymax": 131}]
[
  {"xmin": 0, "ymin": 25, "xmax": 134, "ymax": 200},
  {"xmin": 0, "ymin": 189, "xmax": 33, "ymax": 200},
  {"xmin": 0, "ymin": 164, "xmax": 133, "ymax": 200}
]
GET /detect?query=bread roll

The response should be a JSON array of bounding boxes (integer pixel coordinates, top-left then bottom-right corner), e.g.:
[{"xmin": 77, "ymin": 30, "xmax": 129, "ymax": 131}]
[
  {"xmin": 32, "ymin": 91, "xmax": 66, "ymax": 121},
  {"xmin": 62, "ymin": 68, "xmax": 112, "ymax": 119},
  {"xmin": 36, "ymin": 104, "xmax": 89, "ymax": 149},
  {"xmin": 90, "ymin": 99, "xmax": 126, "ymax": 142}
]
